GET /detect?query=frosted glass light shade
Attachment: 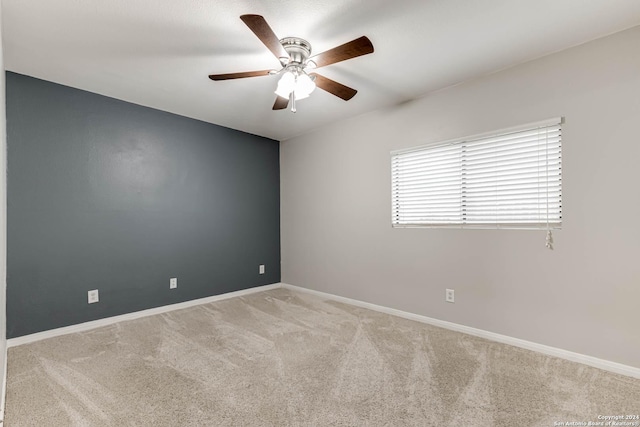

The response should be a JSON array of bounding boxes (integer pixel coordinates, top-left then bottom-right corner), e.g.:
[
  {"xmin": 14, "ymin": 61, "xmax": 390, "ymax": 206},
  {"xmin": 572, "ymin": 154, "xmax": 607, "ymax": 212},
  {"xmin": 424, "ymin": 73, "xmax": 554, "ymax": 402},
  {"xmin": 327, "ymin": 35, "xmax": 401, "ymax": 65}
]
[
  {"xmin": 275, "ymin": 72, "xmax": 295, "ymax": 98},
  {"xmin": 294, "ymin": 73, "xmax": 316, "ymax": 99}
]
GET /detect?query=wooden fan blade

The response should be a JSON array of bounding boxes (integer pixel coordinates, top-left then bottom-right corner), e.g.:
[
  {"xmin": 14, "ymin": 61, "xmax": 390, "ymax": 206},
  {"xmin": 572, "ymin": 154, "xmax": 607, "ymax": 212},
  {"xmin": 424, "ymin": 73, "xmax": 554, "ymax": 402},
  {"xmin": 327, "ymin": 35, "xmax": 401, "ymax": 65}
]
[
  {"xmin": 240, "ymin": 15, "xmax": 288, "ymax": 60},
  {"xmin": 310, "ymin": 36, "xmax": 374, "ymax": 68},
  {"xmin": 273, "ymin": 96, "xmax": 289, "ymax": 110},
  {"xmin": 311, "ymin": 73, "xmax": 357, "ymax": 101},
  {"xmin": 208, "ymin": 70, "xmax": 272, "ymax": 80}
]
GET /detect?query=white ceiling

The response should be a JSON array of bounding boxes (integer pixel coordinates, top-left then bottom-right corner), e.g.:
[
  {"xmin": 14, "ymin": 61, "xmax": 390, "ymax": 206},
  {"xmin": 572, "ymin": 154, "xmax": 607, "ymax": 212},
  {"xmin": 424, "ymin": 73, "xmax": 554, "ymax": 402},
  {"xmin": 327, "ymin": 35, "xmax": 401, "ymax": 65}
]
[{"xmin": 3, "ymin": 0, "xmax": 640, "ymax": 141}]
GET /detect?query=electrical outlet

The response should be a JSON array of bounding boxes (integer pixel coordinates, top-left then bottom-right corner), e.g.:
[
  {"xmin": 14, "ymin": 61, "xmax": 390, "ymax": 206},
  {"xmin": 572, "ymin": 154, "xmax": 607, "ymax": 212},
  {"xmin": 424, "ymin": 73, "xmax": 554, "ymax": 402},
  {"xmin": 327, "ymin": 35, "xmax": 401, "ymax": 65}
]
[
  {"xmin": 88, "ymin": 289, "xmax": 99, "ymax": 304},
  {"xmin": 259, "ymin": 264, "xmax": 265, "ymax": 275},
  {"xmin": 446, "ymin": 289, "xmax": 455, "ymax": 303},
  {"xmin": 170, "ymin": 278, "xmax": 177, "ymax": 289}
]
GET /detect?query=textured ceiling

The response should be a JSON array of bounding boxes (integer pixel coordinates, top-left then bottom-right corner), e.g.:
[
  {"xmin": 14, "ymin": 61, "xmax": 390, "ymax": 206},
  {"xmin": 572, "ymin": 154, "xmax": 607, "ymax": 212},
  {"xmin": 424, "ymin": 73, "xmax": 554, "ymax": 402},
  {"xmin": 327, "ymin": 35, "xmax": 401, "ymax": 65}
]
[{"xmin": 3, "ymin": 0, "xmax": 640, "ymax": 141}]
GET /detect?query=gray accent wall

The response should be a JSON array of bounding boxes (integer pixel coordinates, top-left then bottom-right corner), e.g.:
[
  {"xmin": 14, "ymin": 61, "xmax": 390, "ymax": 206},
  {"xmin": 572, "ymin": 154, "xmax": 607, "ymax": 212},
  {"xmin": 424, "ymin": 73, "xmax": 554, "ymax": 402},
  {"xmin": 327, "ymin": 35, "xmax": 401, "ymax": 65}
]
[
  {"xmin": 6, "ymin": 72, "xmax": 280, "ymax": 338},
  {"xmin": 0, "ymin": 4, "xmax": 8, "ymax": 412}
]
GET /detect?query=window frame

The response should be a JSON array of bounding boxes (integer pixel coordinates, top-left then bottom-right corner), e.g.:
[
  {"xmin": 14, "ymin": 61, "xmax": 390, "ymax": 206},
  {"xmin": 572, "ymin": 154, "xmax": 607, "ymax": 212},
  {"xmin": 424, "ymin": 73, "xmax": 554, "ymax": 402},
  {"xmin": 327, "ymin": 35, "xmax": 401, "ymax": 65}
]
[{"xmin": 391, "ymin": 118, "xmax": 563, "ymax": 230}]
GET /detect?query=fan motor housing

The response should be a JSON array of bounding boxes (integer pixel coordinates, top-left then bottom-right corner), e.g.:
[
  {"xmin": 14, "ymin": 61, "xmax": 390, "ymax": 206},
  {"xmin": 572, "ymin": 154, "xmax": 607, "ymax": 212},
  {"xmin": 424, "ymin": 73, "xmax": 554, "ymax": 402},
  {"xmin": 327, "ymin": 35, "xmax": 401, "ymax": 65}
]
[{"xmin": 280, "ymin": 37, "xmax": 312, "ymax": 64}]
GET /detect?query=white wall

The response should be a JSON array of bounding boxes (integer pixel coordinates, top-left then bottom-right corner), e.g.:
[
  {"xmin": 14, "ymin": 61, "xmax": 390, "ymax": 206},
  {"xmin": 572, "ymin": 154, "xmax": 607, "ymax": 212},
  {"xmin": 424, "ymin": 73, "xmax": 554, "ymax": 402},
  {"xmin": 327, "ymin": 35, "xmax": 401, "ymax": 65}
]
[
  {"xmin": 281, "ymin": 26, "xmax": 640, "ymax": 368},
  {"xmin": 0, "ymin": 0, "xmax": 7, "ymax": 420}
]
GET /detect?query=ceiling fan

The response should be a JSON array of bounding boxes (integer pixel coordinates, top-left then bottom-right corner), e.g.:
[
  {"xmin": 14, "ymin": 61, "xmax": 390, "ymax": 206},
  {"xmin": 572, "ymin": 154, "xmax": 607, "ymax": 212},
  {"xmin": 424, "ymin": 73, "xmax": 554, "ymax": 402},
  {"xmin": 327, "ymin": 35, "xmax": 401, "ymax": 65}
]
[{"xmin": 208, "ymin": 15, "xmax": 374, "ymax": 112}]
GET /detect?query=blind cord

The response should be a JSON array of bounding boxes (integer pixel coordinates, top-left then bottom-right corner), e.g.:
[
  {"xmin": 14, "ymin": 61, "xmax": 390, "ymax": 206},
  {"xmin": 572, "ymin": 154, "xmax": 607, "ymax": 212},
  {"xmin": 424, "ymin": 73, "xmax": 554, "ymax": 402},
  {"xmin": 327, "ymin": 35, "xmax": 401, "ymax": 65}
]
[
  {"xmin": 546, "ymin": 230, "xmax": 554, "ymax": 250},
  {"xmin": 545, "ymin": 126, "xmax": 554, "ymax": 250}
]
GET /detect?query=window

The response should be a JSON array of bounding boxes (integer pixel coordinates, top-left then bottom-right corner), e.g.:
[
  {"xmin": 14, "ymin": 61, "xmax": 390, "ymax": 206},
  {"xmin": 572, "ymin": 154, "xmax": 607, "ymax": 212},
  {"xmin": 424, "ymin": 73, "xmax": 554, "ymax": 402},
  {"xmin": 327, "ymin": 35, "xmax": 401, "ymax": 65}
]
[{"xmin": 391, "ymin": 118, "xmax": 562, "ymax": 229}]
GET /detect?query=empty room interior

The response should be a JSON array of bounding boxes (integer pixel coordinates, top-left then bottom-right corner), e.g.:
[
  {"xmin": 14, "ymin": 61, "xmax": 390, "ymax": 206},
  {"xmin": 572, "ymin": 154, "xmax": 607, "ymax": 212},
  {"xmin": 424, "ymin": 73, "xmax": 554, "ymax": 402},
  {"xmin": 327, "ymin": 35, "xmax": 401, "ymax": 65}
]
[{"xmin": 0, "ymin": 0, "xmax": 639, "ymax": 425}]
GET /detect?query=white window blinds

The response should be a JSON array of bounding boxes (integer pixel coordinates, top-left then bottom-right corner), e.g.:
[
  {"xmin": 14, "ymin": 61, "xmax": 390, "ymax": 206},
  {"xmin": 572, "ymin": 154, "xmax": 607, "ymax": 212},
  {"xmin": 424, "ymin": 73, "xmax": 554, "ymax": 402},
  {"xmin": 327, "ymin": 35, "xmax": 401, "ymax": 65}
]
[{"xmin": 391, "ymin": 119, "xmax": 562, "ymax": 228}]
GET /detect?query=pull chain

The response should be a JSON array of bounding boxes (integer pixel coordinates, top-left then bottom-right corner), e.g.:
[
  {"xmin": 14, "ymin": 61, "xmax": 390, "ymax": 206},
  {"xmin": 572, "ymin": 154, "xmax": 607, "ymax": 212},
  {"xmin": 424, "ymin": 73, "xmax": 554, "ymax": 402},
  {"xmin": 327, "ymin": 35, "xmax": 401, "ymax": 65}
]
[{"xmin": 543, "ymin": 126, "xmax": 553, "ymax": 250}]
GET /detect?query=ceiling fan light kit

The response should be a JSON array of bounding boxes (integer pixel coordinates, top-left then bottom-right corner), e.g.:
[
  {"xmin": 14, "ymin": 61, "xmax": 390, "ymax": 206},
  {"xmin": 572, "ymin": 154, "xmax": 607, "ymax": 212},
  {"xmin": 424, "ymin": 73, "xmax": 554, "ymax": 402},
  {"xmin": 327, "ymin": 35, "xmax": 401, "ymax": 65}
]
[
  {"xmin": 273, "ymin": 37, "xmax": 316, "ymax": 111},
  {"xmin": 274, "ymin": 71, "xmax": 315, "ymax": 99},
  {"xmin": 208, "ymin": 15, "xmax": 374, "ymax": 113}
]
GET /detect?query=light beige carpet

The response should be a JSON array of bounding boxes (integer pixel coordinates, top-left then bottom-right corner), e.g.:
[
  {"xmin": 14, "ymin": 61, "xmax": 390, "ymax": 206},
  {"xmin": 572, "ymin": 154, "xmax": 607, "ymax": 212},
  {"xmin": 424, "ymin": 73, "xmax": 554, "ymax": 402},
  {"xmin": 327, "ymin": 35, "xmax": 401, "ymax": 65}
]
[{"xmin": 5, "ymin": 288, "xmax": 640, "ymax": 426}]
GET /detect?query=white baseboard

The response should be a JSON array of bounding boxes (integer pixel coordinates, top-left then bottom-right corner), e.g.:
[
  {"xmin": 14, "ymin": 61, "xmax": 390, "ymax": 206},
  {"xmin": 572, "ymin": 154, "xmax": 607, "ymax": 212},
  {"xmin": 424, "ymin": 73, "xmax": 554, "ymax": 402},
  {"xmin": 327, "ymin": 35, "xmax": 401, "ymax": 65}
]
[
  {"xmin": 7, "ymin": 281, "xmax": 639, "ymax": 380},
  {"xmin": 281, "ymin": 283, "xmax": 640, "ymax": 379},
  {"xmin": 7, "ymin": 283, "xmax": 282, "ymax": 348}
]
